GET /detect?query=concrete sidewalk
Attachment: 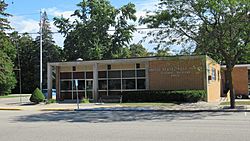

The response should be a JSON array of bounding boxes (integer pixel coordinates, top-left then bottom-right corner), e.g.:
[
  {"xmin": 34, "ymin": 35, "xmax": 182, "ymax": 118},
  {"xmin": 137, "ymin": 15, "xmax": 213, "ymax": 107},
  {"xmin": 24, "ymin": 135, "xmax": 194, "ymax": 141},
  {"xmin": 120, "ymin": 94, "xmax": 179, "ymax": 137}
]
[
  {"xmin": 0, "ymin": 95, "xmax": 250, "ymax": 112},
  {"xmin": 0, "ymin": 101, "xmax": 249, "ymax": 112}
]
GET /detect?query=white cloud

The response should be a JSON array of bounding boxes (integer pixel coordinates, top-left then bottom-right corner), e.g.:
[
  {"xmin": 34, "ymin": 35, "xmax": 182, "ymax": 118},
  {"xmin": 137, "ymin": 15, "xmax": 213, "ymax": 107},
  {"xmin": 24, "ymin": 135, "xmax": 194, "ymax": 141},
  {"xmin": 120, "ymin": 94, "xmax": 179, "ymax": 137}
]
[
  {"xmin": 43, "ymin": 7, "xmax": 73, "ymax": 19},
  {"xmin": 8, "ymin": 1, "xmax": 160, "ymax": 52},
  {"xmin": 129, "ymin": 0, "xmax": 158, "ymax": 52},
  {"xmin": 9, "ymin": 16, "xmax": 39, "ymax": 34}
]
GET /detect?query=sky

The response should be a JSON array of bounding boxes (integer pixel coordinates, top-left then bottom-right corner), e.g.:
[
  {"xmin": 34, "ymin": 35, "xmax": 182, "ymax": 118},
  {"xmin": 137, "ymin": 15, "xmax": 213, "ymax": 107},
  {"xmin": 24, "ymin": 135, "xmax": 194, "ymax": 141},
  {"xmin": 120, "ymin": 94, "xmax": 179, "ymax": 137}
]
[{"xmin": 5, "ymin": 0, "xmax": 160, "ymax": 52}]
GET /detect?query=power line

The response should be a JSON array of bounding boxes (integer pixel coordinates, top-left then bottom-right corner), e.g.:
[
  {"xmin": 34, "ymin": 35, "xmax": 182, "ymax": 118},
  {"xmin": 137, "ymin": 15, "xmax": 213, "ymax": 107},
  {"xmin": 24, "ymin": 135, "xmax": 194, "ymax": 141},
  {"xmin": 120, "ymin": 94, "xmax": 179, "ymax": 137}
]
[{"xmin": 7, "ymin": 27, "xmax": 168, "ymax": 35}]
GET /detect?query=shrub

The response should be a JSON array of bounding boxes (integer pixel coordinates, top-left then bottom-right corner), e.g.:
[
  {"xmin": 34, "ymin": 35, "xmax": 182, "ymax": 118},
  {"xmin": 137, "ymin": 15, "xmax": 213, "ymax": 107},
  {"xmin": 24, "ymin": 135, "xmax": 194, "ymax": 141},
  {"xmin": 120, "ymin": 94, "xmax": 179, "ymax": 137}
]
[
  {"xmin": 121, "ymin": 90, "xmax": 206, "ymax": 103},
  {"xmin": 46, "ymin": 99, "xmax": 56, "ymax": 104},
  {"xmin": 81, "ymin": 98, "xmax": 90, "ymax": 103},
  {"xmin": 30, "ymin": 88, "xmax": 45, "ymax": 104}
]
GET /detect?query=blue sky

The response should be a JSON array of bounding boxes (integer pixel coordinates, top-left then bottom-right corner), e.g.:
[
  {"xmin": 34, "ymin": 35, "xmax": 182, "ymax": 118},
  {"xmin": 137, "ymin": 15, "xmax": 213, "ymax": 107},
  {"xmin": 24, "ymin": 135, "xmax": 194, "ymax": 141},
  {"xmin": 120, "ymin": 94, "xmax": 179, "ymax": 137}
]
[{"xmin": 5, "ymin": 0, "xmax": 160, "ymax": 52}]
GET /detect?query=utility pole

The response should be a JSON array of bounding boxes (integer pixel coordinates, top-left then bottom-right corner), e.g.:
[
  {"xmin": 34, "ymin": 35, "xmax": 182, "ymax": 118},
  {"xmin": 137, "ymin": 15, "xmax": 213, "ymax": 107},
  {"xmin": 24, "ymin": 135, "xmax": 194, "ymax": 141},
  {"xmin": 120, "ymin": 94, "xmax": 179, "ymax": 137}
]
[
  {"xmin": 40, "ymin": 10, "xmax": 43, "ymax": 90},
  {"xmin": 16, "ymin": 41, "xmax": 22, "ymax": 103}
]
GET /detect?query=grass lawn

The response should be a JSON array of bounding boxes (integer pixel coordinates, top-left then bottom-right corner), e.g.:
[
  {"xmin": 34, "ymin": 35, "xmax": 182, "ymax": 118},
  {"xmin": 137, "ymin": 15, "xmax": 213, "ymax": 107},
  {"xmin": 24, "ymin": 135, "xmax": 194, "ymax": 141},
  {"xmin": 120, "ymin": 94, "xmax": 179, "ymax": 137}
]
[
  {"xmin": 119, "ymin": 102, "xmax": 177, "ymax": 107},
  {"xmin": 220, "ymin": 101, "xmax": 250, "ymax": 106},
  {"xmin": 0, "ymin": 95, "xmax": 30, "ymax": 99}
]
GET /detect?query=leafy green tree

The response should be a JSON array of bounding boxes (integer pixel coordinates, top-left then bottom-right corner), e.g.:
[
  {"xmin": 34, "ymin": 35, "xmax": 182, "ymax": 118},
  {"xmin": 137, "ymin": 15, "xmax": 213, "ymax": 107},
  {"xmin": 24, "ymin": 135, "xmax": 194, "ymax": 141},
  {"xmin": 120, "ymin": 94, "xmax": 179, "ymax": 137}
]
[
  {"xmin": 140, "ymin": 0, "xmax": 250, "ymax": 108},
  {"xmin": 0, "ymin": 1, "xmax": 16, "ymax": 95},
  {"xmin": 54, "ymin": 0, "xmax": 136, "ymax": 61},
  {"xmin": 0, "ymin": 1, "xmax": 11, "ymax": 31},
  {"xmin": 11, "ymin": 33, "xmax": 39, "ymax": 93},
  {"xmin": 0, "ymin": 50, "xmax": 16, "ymax": 95},
  {"xmin": 129, "ymin": 44, "xmax": 148, "ymax": 57}
]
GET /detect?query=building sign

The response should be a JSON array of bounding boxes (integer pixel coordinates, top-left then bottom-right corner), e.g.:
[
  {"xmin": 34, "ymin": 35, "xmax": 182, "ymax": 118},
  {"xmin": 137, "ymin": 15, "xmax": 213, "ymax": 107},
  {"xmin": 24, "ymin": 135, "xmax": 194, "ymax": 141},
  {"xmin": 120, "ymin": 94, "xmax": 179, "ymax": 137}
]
[{"xmin": 149, "ymin": 64, "xmax": 203, "ymax": 77}]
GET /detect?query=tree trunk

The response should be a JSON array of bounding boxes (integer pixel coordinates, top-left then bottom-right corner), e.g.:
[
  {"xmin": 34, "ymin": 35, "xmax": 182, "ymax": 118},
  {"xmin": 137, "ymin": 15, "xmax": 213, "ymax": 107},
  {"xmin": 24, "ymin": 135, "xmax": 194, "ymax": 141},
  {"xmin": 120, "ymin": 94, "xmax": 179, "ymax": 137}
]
[{"xmin": 225, "ymin": 67, "xmax": 235, "ymax": 109}]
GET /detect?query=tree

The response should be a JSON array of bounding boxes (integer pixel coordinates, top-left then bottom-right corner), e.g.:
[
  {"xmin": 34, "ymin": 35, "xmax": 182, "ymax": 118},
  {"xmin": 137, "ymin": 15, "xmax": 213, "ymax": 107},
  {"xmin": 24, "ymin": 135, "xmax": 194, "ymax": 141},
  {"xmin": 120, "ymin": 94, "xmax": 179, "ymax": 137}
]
[
  {"xmin": 54, "ymin": 0, "xmax": 136, "ymax": 61},
  {"xmin": 129, "ymin": 44, "xmax": 148, "ymax": 57},
  {"xmin": 10, "ymin": 33, "xmax": 39, "ymax": 93},
  {"xmin": 0, "ymin": 1, "xmax": 16, "ymax": 95},
  {"xmin": 140, "ymin": 0, "xmax": 250, "ymax": 108},
  {"xmin": 35, "ymin": 11, "xmax": 62, "ymax": 89}
]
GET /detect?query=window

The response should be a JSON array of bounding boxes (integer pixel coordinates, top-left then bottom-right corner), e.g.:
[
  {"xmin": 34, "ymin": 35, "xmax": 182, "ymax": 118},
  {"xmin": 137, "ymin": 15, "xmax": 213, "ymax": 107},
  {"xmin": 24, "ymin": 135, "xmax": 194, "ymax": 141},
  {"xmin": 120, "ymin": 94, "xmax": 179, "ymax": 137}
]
[
  {"xmin": 77, "ymin": 80, "xmax": 85, "ymax": 90},
  {"xmin": 212, "ymin": 68, "xmax": 216, "ymax": 80},
  {"xmin": 108, "ymin": 80, "xmax": 121, "ymax": 90},
  {"xmin": 60, "ymin": 72, "xmax": 71, "ymax": 79},
  {"xmin": 122, "ymin": 70, "xmax": 135, "ymax": 78},
  {"xmin": 86, "ymin": 72, "xmax": 93, "ymax": 79},
  {"xmin": 137, "ymin": 79, "xmax": 146, "ymax": 89},
  {"xmin": 108, "ymin": 71, "xmax": 121, "ymax": 78},
  {"xmin": 98, "ymin": 71, "xmax": 107, "ymax": 78},
  {"xmin": 137, "ymin": 70, "xmax": 145, "ymax": 77},
  {"xmin": 122, "ymin": 79, "xmax": 136, "ymax": 89},
  {"xmin": 72, "ymin": 66, "xmax": 76, "ymax": 71},
  {"xmin": 99, "ymin": 80, "xmax": 107, "ymax": 90},
  {"xmin": 218, "ymin": 70, "xmax": 220, "ymax": 81},
  {"xmin": 73, "ymin": 72, "xmax": 84, "ymax": 79},
  {"xmin": 60, "ymin": 81, "xmax": 72, "ymax": 90}
]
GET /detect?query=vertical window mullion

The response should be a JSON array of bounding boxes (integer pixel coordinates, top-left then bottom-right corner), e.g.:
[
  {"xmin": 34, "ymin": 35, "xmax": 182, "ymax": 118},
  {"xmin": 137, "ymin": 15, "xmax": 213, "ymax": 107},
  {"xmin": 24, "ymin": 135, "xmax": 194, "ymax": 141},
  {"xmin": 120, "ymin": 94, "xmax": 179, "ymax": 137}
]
[
  {"xmin": 121, "ymin": 70, "xmax": 123, "ymax": 92},
  {"xmin": 135, "ymin": 64, "xmax": 137, "ymax": 90}
]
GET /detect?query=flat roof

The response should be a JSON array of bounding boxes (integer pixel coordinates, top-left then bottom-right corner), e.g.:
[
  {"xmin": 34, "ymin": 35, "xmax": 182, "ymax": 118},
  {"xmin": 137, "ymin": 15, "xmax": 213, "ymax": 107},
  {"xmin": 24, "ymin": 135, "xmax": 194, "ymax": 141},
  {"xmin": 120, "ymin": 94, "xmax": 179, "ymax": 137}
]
[
  {"xmin": 221, "ymin": 64, "xmax": 250, "ymax": 69},
  {"xmin": 48, "ymin": 55, "xmax": 207, "ymax": 66}
]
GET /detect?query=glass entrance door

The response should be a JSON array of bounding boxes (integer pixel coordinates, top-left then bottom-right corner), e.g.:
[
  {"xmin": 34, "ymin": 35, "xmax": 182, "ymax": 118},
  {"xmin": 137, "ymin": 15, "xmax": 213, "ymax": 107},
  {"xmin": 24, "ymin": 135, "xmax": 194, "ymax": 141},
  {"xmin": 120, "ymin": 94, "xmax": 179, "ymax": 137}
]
[{"xmin": 85, "ymin": 80, "xmax": 93, "ymax": 99}]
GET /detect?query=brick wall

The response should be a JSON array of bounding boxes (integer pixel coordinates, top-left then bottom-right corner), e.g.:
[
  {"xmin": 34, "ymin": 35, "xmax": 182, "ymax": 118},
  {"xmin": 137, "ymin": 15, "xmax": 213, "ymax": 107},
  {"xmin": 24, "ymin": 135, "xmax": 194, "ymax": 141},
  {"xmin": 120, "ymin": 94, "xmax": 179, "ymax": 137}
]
[{"xmin": 148, "ymin": 57, "xmax": 205, "ymax": 91}]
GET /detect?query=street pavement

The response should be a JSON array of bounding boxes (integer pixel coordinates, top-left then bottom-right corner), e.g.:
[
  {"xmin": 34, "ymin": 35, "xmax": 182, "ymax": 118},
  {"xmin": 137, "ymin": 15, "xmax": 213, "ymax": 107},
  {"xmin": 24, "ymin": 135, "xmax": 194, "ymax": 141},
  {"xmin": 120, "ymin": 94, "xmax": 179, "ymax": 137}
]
[{"xmin": 0, "ymin": 110, "xmax": 249, "ymax": 141}]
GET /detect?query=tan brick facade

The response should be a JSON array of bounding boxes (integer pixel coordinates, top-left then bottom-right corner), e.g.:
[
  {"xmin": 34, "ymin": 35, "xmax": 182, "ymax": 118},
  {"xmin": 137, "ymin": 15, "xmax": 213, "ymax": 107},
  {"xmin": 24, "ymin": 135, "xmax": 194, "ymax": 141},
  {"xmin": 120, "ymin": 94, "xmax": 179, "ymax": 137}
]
[
  {"xmin": 48, "ymin": 56, "xmax": 222, "ymax": 102},
  {"xmin": 221, "ymin": 67, "xmax": 249, "ymax": 97},
  {"xmin": 207, "ymin": 58, "xmax": 221, "ymax": 102},
  {"xmin": 148, "ymin": 57, "xmax": 205, "ymax": 91}
]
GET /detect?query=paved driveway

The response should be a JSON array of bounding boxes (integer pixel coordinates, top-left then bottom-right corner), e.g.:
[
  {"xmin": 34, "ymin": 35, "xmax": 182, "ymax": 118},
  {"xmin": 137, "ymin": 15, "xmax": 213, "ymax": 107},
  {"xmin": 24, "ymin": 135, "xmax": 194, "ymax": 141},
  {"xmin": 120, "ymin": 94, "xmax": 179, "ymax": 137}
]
[{"xmin": 0, "ymin": 94, "xmax": 30, "ymax": 105}]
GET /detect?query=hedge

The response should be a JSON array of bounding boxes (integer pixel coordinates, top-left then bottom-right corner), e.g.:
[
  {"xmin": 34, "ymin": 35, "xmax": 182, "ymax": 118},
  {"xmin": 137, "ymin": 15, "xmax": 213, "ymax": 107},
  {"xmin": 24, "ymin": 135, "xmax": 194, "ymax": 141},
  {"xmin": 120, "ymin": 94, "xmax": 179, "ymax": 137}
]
[{"xmin": 121, "ymin": 90, "xmax": 206, "ymax": 103}]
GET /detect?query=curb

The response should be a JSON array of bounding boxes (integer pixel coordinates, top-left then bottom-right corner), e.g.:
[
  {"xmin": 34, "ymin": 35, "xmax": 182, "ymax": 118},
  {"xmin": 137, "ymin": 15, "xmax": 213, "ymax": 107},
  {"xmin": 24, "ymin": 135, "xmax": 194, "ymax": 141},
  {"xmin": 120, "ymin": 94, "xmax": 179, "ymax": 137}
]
[
  {"xmin": 0, "ymin": 108, "xmax": 22, "ymax": 111},
  {"xmin": 74, "ymin": 108, "xmax": 250, "ymax": 112},
  {"xmin": 40, "ymin": 108, "xmax": 75, "ymax": 111}
]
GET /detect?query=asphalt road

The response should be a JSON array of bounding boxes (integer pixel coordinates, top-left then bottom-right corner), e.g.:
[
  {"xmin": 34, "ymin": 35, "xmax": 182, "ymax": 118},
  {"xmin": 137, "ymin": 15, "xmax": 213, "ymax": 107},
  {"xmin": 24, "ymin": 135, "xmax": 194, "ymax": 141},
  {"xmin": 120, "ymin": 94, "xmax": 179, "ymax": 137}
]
[{"xmin": 0, "ymin": 110, "xmax": 249, "ymax": 141}]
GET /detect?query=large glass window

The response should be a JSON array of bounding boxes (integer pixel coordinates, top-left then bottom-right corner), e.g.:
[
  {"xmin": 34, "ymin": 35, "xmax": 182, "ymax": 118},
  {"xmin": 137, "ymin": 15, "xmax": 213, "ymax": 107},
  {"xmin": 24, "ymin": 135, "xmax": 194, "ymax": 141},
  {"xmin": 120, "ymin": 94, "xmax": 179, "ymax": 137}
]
[
  {"xmin": 137, "ymin": 79, "xmax": 146, "ymax": 89},
  {"xmin": 108, "ymin": 71, "xmax": 121, "ymax": 78},
  {"xmin": 122, "ymin": 70, "xmax": 135, "ymax": 78},
  {"xmin": 98, "ymin": 71, "xmax": 107, "ymax": 78},
  {"xmin": 122, "ymin": 79, "xmax": 136, "ymax": 89},
  {"xmin": 73, "ymin": 72, "xmax": 84, "ymax": 79},
  {"xmin": 60, "ymin": 81, "xmax": 72, "ymax": 90},
  {"xmin": 86, "ymin": 72, "xmax": 93, "ymax": 79},
  {"xmin": 137, "ymin": 70, "xmax": 145, "ymax": 77},
  {"xmin": 77, "ymin": 80, "xmax": 85, "ymax": 90},
  {"xmin": 99, "ymin": 80, "xmax": 107, "ymax": 90},
  {"xmin": 86, "ymin": 80, "xmax": 93, "ymax": 90},
  {"xmin": 60, "ymin": 72, "xmax": 72, "ymax": 79},
  {"xmin": 108, "ymin": 79, "xmax": 121, "ymax": 90}
]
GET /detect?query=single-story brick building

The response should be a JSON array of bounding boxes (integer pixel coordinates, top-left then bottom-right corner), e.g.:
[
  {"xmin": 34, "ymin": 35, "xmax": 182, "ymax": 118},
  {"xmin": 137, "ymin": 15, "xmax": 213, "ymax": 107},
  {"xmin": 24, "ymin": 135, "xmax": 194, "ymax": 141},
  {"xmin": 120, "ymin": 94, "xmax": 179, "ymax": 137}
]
[
  {"xmin": 47, "ymin": 55, "xmax": 221, "ymax": 102},
  {"xmin": 221, "ymin": 64, "xmax": 250, "ymax": 98}
]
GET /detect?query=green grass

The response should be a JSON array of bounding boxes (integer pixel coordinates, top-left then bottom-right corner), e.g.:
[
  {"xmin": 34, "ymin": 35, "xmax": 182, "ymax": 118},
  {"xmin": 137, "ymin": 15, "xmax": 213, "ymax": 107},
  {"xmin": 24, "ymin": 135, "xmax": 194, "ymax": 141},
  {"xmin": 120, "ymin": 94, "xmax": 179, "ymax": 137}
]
[
  {"xmin": 0, "ymin": 95, "xmax": 30, "ymax": 98},
  {"xmin": 119, "ymin": 102, "xmax": 177, "ymax": 107},
  {"xmin": 46, "ymin": 99, "xmax": 57, "ymax": 104},
  {"xmin": 220, "ymin": 101, "xmax": 250, "ymax": 106}
]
